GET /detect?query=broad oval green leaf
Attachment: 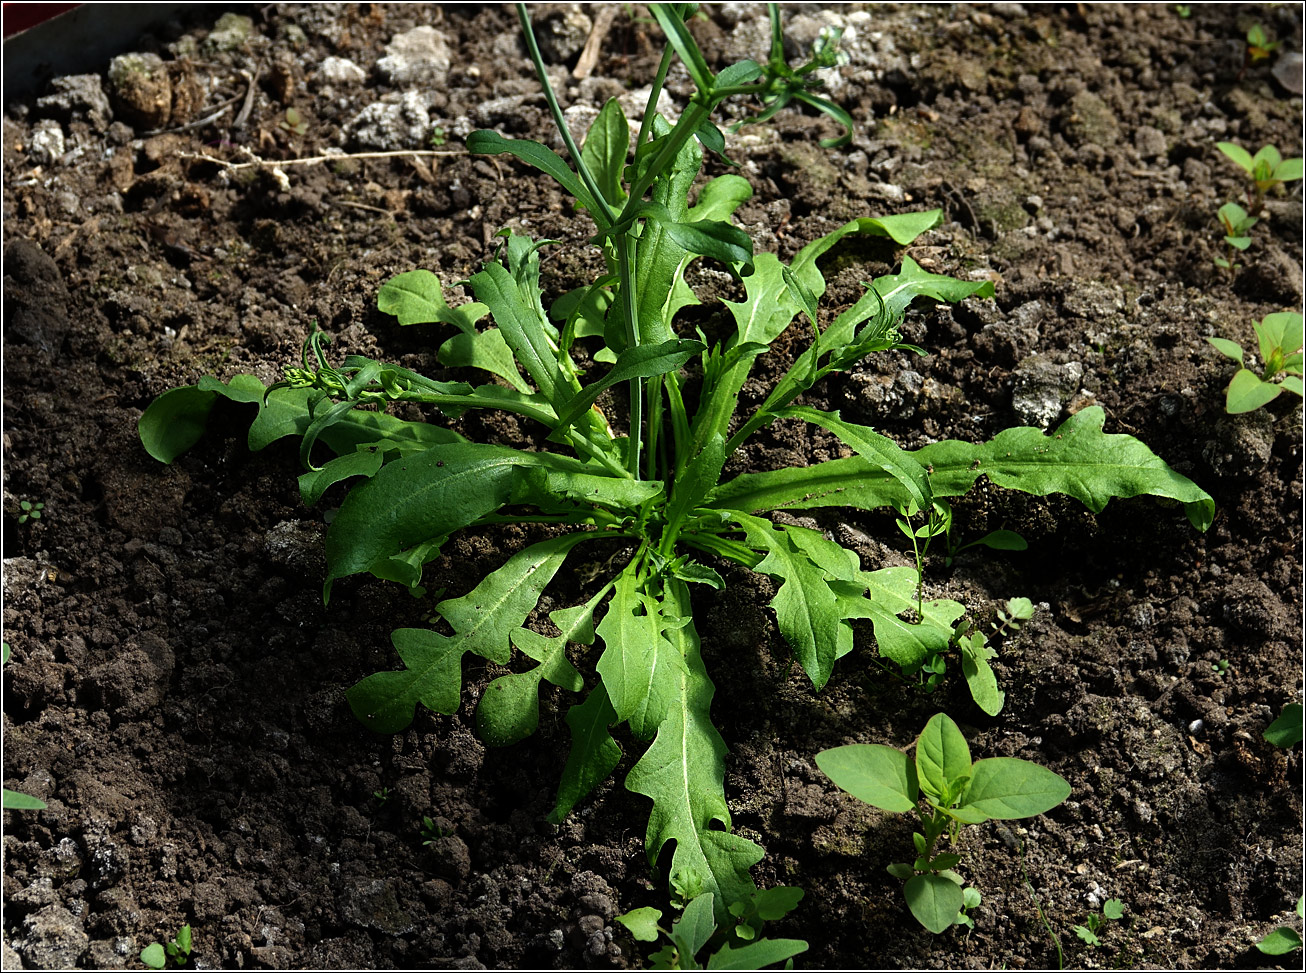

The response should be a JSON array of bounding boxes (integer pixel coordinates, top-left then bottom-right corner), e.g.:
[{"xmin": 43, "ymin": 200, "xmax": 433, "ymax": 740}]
[
  {"xmin": 674, "ymin": 892, "xmax": 718, "ymax": 960},
  {"xmin": 904, "ymin": 873, "xmax": 965, "ymax": 933},
  {"xmin": 138, "ymin": 385, "xmax": 217, "ymax": 464},
  {"xmin": 815, "ymin": 744, "xmax": 919, "ymax": 813},
  {"xmin": 1226, "ymin": 368, "xmax": 1283, "ymax": 414},
  {"xmin": 1255, "ymin": 926, "xmax": 1304, "ymax": 955},
  {"xmin": 959, "ymin": 638, "xmax": 1006, "ymax": 717},
  {"xmin": 662, "ymin": 218, "xmax": 755, "ymax": 276},
  {"xmin": 1216, "ymin": 141, "xmax": 1254, "ymax": 173},
  {"xmin": 2, "ymin": 788, "xmax": 47, "ymax": 810},
  {"xmin": 959, "ymin": 756, "xmax": 1071, "ymax": 820},
  {"xmin": 140, "ymin": 943, "xmax": 167, "ymax": 970},
  {"xmin": 916, "ymin": 713, "xmax": 972, "ymax": 802},
  {"xmin": 1263, "ymin": 702, "xmax": 1303, "ymax": 749}
]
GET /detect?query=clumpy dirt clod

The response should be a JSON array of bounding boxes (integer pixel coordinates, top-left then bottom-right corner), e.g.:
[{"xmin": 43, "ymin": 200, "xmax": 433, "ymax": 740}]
[{"xmin": 3, "ymin": 3, "xmax": 1301, "ymax": 970}]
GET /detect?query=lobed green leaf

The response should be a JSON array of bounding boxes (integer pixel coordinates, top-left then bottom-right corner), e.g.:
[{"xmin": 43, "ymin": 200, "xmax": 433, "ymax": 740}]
[
  {"xmin": 626, "ymin": 579, "xmax": 763, "ymax": 923},
  {"xmin": 550, "ymin": 684, "xmax": 622, "ymax": 823},
  {"xmin": 377, "ymin": 269, "xmax": 488, "ymax": 331}
]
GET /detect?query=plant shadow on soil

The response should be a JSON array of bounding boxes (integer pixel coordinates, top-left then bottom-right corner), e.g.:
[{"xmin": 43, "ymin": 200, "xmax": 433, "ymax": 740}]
[{"xmin": 3, "ymin": 3, "xmax": 1302, "ymax": 970}]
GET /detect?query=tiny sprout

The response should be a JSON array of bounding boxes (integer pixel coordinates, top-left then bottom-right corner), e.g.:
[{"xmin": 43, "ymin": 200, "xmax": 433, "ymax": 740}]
[
  {"xmin": 372, "ymin": 787, "xmax": 391, "ymax": 803},
  {"xmin": 1212, "ymin": 659, "xmax": 1230, "ymax": 675},
  {"xmin": 420, "ymin": 815, "xmax": 452, "ymax": 846},
  {"xmin": 1213, "ymin": 202, "xmax": 1257, "ymax": 275},
  {"xmin": 17, "ymin": 499, "xmax": 43, "ymax": 524},
  {"xmin": 1074, "ymin": 898, "xmax": 1125, "ymax": 947},
  {"xmin": 428, "ymin": 126, "xmax": 447, "ymax": 148},
  {"xmin": 1245, "ymin": 24, "xmax": 1281, "ymax": 65},
  {"xmin": 279, "ymin": 107, "xmax": 308, "ymax": 137},
  {"xmin": 141, "ymin": 924, "xmax": 192, "ymax": 969},
  {"xmin": 1216, "ymin": 142, "xmax": 1304, "ymax": 214}
]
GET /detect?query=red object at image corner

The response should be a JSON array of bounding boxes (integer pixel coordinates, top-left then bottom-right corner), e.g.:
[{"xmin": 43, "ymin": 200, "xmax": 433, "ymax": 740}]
[{"xmin": 2, "ymin": 3, "xmax": 81, "ymax": 39}]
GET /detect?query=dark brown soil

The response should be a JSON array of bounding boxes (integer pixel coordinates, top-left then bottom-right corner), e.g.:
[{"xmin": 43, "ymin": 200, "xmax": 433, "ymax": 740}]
[{"xmin": 3, "ymin": 3, "xmax": 1302, "ymax": 970}]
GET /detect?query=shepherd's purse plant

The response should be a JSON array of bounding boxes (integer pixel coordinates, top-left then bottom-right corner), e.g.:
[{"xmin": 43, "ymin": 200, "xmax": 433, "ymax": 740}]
[{"xmin": 139, "ymin": 2, "xmax": 1213, "ymax": 929}]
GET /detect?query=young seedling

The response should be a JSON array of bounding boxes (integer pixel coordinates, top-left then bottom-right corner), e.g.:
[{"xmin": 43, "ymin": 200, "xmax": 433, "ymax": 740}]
[
  {"xmin": 1255, "ymin": 896, "xmax": 1304, "ymax": 955},
  {"xmin": 816, "ymin": 713, "xmax": 1070, "ymax": 933},
  {"xmin": 1215, "ymin": 142, "xmax": 1304, "ymax": 215},
  {"xmin": 1213, "ymin": 201, "xmax": 1257, "ymax": 276},
  {"xmin": 140, "ymin": 924, "xmax": 192, "ymax": 970},
  {"xmin": 1073, "ymin": 897, "xmax": 1124, "ymax": 947},
  {"xmin": 372, "ymin": 786, "xmax": 392, "ymax": 803},
  {"xmin": 616, "ymin": 888, "xmax": 807, "ymax": 970},
  {"xmin": 419, "ymin": 815, "xmax": 451, "ymax": 846},
  {"xmin": 17, "ymin": 499, "xmax": 43, "ymax": 525},
  {"xmin": 139, "ymin": 2, "xmax": 1212, "ymax": 924},
  {"xmin": 1244, "ymin": 23, "xmax": 1281, "ymax": 70},
  {"xmin": 1207, "ymin": 311, "xmax": 1304, "ymax": 413},
  {"xmin": 1263, "ymin": 702, "xmax": 1303, "ymax": 749},
  {"xmin": 2, "ymin": 642, "xmax": 47, "ymax": 812}
]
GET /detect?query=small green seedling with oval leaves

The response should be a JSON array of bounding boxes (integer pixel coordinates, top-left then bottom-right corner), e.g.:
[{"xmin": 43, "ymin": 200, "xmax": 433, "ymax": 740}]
[
  {"xmin": 1216, "ymin": 142, "xmax": 1304, "ymax": 214},
  {"xmin": 1213, "ymin": 202, "xmax": 1257, "ymax": 275},
  {"xmin": 140, "ymin": 924, "xmax": 192, "ymax": 970},
  {"xmin": 1207, "ymin": 311, "xmax": 1304, "ymax": 413},
  {"xmin": 816, "ymin": 712, "xmax": 1070, "ymax": 933},
  {"xmin": 1244, "ymin": 23, "xmax": 1281, "ymax": 69},
  {"xmin": 1073, "ymin": 897, "xmax": 1125, "ymax": 947},
  {"xmin": 616, "ymin": 888, "xmax": 807, "ymax": 970},
  {"xmin": 16, "ymin": 499, "xmax": 43, "ymax": 525}
]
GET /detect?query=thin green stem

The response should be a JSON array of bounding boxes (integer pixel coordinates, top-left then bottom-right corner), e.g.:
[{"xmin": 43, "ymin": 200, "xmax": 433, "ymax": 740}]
[
  {"xmin": 515, "ymin": 4, "xmax": 616, "ymax": 229},
  {"xmin": 637, "ymin": 44, "xmax": 676, "ymax": 150}
]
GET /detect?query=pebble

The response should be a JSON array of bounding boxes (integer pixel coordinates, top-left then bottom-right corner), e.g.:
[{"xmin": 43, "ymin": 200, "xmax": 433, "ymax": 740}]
[
  {"xmin": 318, "ymin": 56, "xmax": 366, "ymax": 84},
  {"xmin": 376, "ymin": 26, "xmax": 451, "ymax": 85},
  {"xmin": 342, "ymin": 90, "xmax": 432, "ymax": 151}
]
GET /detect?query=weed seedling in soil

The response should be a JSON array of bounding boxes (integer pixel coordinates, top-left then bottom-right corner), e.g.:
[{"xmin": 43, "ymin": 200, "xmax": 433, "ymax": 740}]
[
  {"xmin": 816, "ymin": 713, "xmax": 1071, "ymax": 933},
  {"xmin": 419, "ymin": 815, "xmax": 451, "ymax": 846},
  {"xmin": 617, "ymin": 888, "xmax": 807, "ymax": 970},
  {"xmin": 1207, "ymin": 311, "xmax": 1304, "ymax": 413},
  {"xmin": 140, "ymin": 924, "xmax": 192, "ymax": 970},
  {"xmin": 1073, "ymin": 897, "xmax": 1125, "ymax": 947},
  {"xmin": 2, "ymin": 642, "xmax": 47, "ymax": 811},
  {"xmin": 1243, "ymin": 23, "xmax": 1281, "ymax": 71},
  {"xmin": 1215, "ymin": 141, "xmax": 1304, "ymax": 215},
  {"xmin": 1212, "ymin": 201, "xmax": 1257, "ymax": 276},
  {"xmin": 140, "ymin": 2, "xmax": 1213, "ymax": 930},
  {"xmin": 1255, "ymin": 896, "xmax": 1304, "ymax": 955},
  {"xmin": 16, "ymin": 499, "xmax": 43, "ymax": 524}
]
